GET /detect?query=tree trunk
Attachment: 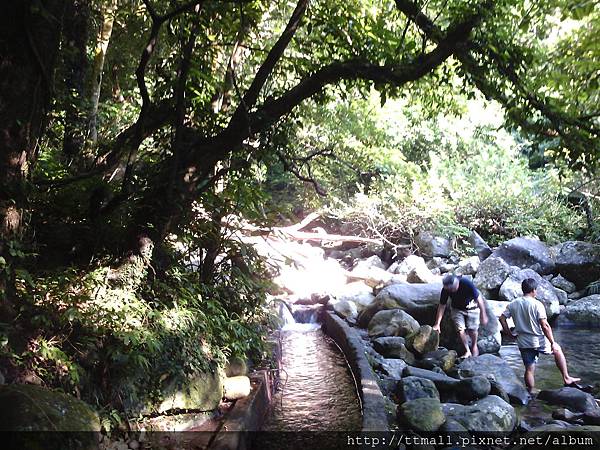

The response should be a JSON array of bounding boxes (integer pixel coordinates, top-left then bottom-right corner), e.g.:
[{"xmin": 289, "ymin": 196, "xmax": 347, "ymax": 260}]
[
  {"xmin": 62, "ymin": 0, "xmax": 90, "ymax": 163},
  {"xmin": 88, "ymin": 0, "xmax": 117, "ymax": 143},
  {"xmin": 0, "ymin": 0, "xmax": 65, "ymax": 303}
]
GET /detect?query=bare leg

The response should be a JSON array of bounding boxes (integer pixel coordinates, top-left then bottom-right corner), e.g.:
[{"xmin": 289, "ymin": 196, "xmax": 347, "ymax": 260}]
[
  {"xmin": 552, "ymin": 346, "xmax": 580, "ymax": 385},
  {"xmin": 524, "ymin": 364, "xmax": 536, "ymax": 393},
  {"xmin": 457, "ymin": 330, "xmax": 471, "ymax": 357},
  {"xmin": 467, "ymin": 329, "xmax": 479, "ymax": 357}
]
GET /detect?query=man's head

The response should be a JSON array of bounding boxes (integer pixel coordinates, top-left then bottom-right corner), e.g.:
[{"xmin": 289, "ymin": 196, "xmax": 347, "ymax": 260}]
[
  {"xmin": 443, "ymin": 274, "xmax": 460, "ymax": 292},
  {"xmin": 522, "ymin": 278, "xmax": 538, "ymax": 296}
]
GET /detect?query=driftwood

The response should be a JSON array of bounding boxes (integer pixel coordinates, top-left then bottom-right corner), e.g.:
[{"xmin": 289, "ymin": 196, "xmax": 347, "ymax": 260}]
[{"xmin": 225, "ymin": 211, "xmax": 383, "ymax": 245}]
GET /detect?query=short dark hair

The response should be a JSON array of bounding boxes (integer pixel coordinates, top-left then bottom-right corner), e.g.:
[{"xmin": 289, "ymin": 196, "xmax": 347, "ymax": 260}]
[
  {"xmin": 443, "ymin": 274, "xmax": 457, "ymax": 287},
  {"xmin": 522, "ymin": 278, "xmax": 538, "ymax": 294}
]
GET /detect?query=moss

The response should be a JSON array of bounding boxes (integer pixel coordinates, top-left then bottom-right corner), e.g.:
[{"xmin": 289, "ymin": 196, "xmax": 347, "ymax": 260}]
[{"xmin": 0, "ymin": 384, "xmax": 100, "ymax": 431}]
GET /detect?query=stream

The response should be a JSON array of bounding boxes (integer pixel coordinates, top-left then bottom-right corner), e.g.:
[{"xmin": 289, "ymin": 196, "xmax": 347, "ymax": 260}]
[{"xmin": 253, "ymin": 308, "xmax": 362, "ymax": 449}]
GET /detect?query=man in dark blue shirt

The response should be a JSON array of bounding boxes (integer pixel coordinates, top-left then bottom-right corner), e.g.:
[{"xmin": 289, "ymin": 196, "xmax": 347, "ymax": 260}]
[{"xmin": 433, "ymin": 274, "xmax": 488, "ymax": 357}]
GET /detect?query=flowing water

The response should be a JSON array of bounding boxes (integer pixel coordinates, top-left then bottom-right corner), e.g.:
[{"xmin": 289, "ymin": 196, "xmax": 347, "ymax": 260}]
[
  {"xmin": 500, "ymin": 324, "xmax": 600, "ymax": 425},
  {"xmin": 253, "ymin": 314, "xmax": 362, "ymax": 450}
]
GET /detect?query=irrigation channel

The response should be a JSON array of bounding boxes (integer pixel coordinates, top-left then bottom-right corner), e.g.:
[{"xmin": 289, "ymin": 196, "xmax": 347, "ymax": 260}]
[{"xmin": 252, "ymin": 305, "xmax": 362, "ymax": 450}]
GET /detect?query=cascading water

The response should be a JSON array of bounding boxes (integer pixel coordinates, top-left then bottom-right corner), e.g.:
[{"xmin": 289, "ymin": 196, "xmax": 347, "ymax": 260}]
[{"xmin": 254, "ymin": 304, "xmax": 362, "ymax": 449}]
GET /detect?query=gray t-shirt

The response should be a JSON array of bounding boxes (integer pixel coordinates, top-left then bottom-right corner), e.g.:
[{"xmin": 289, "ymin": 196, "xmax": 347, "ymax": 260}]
[{"xmin": 502, "ymin": 296, "xmax": 549, "ymax": 349}]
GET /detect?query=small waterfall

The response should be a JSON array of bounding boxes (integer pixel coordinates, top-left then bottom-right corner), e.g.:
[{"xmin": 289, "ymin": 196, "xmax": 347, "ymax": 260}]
[
  {"xmin": 278, "ymin": 302, "xmax": 296, "ymax": 326},
  {"xmin": 291, "ymin": 304, "xmax": 321, "ymax": 324}
]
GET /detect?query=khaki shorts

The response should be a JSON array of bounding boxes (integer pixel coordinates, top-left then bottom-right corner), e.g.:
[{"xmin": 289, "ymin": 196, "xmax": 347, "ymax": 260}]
[{"xmin": 451, "ymin": 308, "xmax": 480, "ymax": 331}]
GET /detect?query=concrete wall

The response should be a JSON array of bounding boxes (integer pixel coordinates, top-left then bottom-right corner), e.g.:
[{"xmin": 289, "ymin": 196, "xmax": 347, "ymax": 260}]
[{"xmin": 322, "ymin": 311, "xmax": 389, "ymax": 432}]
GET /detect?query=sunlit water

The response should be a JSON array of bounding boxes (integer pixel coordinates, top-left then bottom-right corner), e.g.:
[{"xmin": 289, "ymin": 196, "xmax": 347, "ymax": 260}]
[{"xmin": 253, "ymin": 325, "xmax": 362, "ymax": 449}]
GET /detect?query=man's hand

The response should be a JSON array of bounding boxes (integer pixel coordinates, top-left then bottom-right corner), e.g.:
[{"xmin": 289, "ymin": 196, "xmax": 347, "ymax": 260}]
[
  {"xmin": 432, "ymin": 323, "xmax": 441, "ymax": 333},
  {"xmin": 481, "ymin": 314, "xmax": 488, "ymax": 327}
]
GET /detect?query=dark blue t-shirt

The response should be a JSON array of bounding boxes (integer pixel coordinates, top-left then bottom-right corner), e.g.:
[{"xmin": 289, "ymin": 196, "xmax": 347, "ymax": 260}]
[{"xmin": 440, "ymin": 277, "xmax": 480, "ymax": 310}]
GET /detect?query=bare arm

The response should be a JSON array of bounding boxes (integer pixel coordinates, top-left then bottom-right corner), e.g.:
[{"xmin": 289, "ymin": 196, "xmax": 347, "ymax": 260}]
[
  {"xmin": 539, "ymin": 318, "xmax": 558, "ymax": 349},
  {"xmin": 433, "ymin": 303, "xmax": 446, "ymax": 332},
  {"xmin": 476, "ymin": 294, "xmax": 488, "ymax": 325},
  {"xmin": 499, "ymin": 315, "xmax": 515, "ymax": 337}
]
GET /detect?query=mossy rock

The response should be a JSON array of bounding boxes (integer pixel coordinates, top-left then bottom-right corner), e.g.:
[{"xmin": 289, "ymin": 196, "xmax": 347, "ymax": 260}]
[
  {"xmin": 225, "ymin": 356, "xmax": 248, "ymax": 377},
  {"xmin": 158, "ymin": 369, "xmax": 224, "ymax": 413},
  {"xmin": 0, "ymin": 384, "xmax": 100, "ymax": 431},
  {"xmin": 0, "ymin": 384, "xmax": 100, "ymax": 450},
  {"xmin": 397, "ymin": 397, "xmax": 445, "ymax": 432}
]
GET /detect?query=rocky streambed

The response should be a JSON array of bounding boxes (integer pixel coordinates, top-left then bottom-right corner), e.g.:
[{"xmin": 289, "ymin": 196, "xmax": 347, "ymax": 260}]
[{"xmin": 250, "ymin": 227, "xmax": 600, "ymax": 439}]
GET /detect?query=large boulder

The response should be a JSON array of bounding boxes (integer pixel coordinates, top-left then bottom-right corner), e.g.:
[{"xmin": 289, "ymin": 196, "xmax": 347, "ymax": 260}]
[
  {"xmin": 331, "ymin": 299, "xmax": 358, "ymax": 320},
  {"xmin": 474, "ymin": 256, "xmax": 511, "ymax": 295},
  {"xmin": 397, "ymin": 397, "xmax": 446, "ymax": 432},
  {"xmin": 551, "ymin": 275, "xmax": 577, "ymax": 294},
  {"xmin": 458, "ymin": 354, "xmax": 529, "ymax": 405},
  {"xmin": 372, "ymin": 337, "xmax": 415, "ymax": 364},
  {"xmin": 492, "ymin": 237, "xmax": 556, "ymax": 275},
  {"xmin": 405, "ymin": 325, "xmax": 440, "ymax": 356},
  {"xmin": 499, "ymin": 269, "xmax": 560, "ymax": 318},
  {"xmin": 353, "ymin": 255, "xmax": 387, "ymax": 271},
  {"xmin": 415, "ymin": 232, "xmax": 452, "ymax": 258},
  {"xmin": 368, "ymin": 309, "xmax": 420, "ymax": 338},
  {"xmin": 442, "ymin": 395, "xmax": 517, "ymax": 433},
  {"xmin": 397, "ymin": 376, "xmax": 440, "ymax": 402},
  {"xmin": 402, "ymin": 367, "xmax": 490, "ymax": 403},
  {"xmin": 456, "ymin": 256, "xmax": 481, "ymax": 276},
  {"xmin": 159, "ymin": 370, "xmax": 223, "ymax": 413},
  {"xmin": 392, "ymin": 255, "xmax": 437, "ymax": 284},
  {"xmin": 420, "ymin": 348, "xmax": 458, "ymax": 372},
  {"xmin": 554, "ymin": 241, "xmax": 600, "ymax": 289},
  {"xmin": 358, "ymin": 282, "xmax": 442, "ymax": 327},
  {"xmin": 538, "ymin": 387, "xmax": 600, "ymax": 413},
  {"xmin": 468, "ymin": 230, "xmax": 493, "ymax": 261},
  {"xmin": 0, "ymin": 384, "xmax": 100, "ymax": 433},
  {"xmin": 564, "ymin": 295, "xmax": 600, "ymax": 327},
  {"xmin": 379, "ymin": 359, "xmax": 408, "ymax": 379}
]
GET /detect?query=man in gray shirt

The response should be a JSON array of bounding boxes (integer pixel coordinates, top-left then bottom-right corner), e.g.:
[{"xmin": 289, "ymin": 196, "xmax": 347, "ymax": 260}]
[{"xmin": 499, "ymin": 278, "xmax": 580, "ymax": 393}]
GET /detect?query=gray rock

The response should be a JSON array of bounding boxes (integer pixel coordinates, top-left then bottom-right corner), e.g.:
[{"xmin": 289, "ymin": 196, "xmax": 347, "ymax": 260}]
[
  {"xmin": 368, "ymin": 309, "xmax": 420, "ymax": 338},
  {"xmin": 552, "ymin": 408, "xmax": 600, "ymax": 426},
  {"xmin": 554, "ymin": 288, "xmax": 569, "ymax": 306},
  {"xmin": 406, "ymin": 325, "xmax": 440, "ymax": 356},
  {"xmin": 538, "ymin": 387, "xmax": 600, "ymax": 413},
  {"xmin": 493, "ymin": 237, "xmax": 556, "ymax": 275},
  {"xmin": 442, "ymin": 395, "xmax": 517, "ymax": 433},
  {"xmin": 458, "ymin": 354, "xmax": 529, "ymax": 405},
  {"xmin": 554, "ymin": 241, "xmax": 600, "ymax": 289},
  {"xmin": 421, "ymin": 348, "xmax": 458, "ymax": 372},
  {"xmin": 398, "ymin": 397, "xmax": 446, "ymax": 432},
  {"xmin": 379, "ymin": 359, "xmax": 408, "ymax": 379},
  {"xmin": 393, "ymin": 255, "xmax": 438, "ymax": 283},
  {"xmin": 455, "ymin": 256, "xmax": 481, "ymax": 276},
  {"xmin": 397, "ymin": 376, "xmax": 440, "ymax": 402},
  {"xmin": 551, "ymin": 275, "xmax": 577, "ymax": 294},
  {"xmin": 455, "ymin": 376, "xmax": 491, "ymax": 401},
  {"xmin": 468, "ymin": 230, "xmax": 493, "ymax": 261},
  {"xmin": 474, "ymin": 256, "xmax": 511, "ymax": 293},
  {"xmin": 357, "ymin": 282, "xmax": 442, "ymax": 327},
  {"xmin": 353, "ymin": 255, "xmax": 387, "ymax": 271},
  {"xmin": 415, "ymin": 232, "xmax": 452, "ymax": 258},
  {"xmin": 565, "ymin": 295, "xmax": 600, "ymax": 327},
  {"xmin": 372, "ymin": 337, "xmax": 415, "ymax": 364},
  {"xmin": 332, "ymin": 299, "xmax": 358, "ymax": 319},
  {"xmin": 499, "ymin": 268, "xmax": 560, "ymax": 318}
]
